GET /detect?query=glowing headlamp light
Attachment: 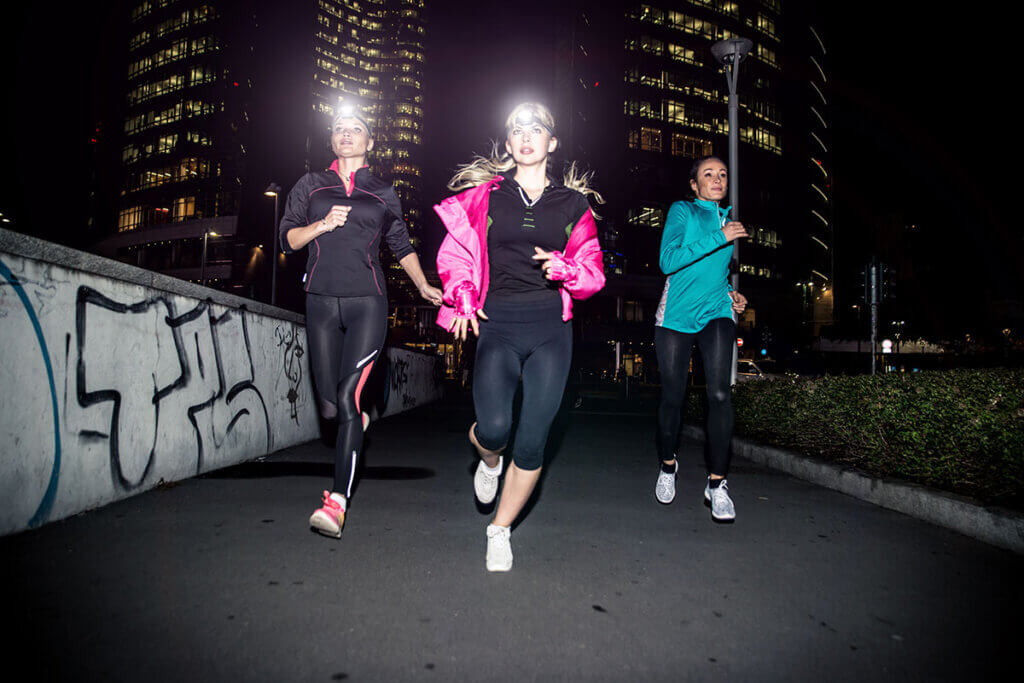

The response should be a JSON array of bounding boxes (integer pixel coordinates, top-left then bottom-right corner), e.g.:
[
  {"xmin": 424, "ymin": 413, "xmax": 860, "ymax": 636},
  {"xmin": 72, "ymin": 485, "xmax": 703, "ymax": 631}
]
[
  {"xmin": 516, "ymin": 110, "xmax": 537, "ymax": 127},
  {"xmin": 331, "ymin": 104, "xmax": 372, "ymax": 137}
]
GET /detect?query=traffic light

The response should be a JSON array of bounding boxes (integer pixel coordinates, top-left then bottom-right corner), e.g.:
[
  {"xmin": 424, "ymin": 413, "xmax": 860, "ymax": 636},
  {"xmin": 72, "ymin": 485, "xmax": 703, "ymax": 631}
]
[{"xmin": 880, "ymin": 263, "xmax": 897, "ymax": 301}]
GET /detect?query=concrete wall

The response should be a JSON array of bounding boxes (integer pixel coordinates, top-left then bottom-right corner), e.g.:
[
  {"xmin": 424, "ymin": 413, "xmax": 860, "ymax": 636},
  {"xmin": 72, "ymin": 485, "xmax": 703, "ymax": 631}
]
[
  {"xmin": 0, "ymin": 228, "xmax": 440, "ymax": 536},
  {"xmin": 375, "ymin": 345, "xmax": 444, "ymax": 420}
]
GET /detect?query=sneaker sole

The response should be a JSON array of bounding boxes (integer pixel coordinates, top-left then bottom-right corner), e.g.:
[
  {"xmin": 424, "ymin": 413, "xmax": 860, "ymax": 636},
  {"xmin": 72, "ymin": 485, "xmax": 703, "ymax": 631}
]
[
  {"xmin": 486, "ymin": 559, "xmax": 513, "ymax": 572},
  {"xmin": 309, "ymin": 511, "xmax": 343, "ymax": 538}
]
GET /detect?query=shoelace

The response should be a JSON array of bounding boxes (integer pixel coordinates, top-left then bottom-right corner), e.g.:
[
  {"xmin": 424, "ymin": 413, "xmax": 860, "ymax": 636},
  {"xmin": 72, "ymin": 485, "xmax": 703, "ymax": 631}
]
[{"xmin": 319, "ymin": 491, "xmax": 345, "ymax": 513}]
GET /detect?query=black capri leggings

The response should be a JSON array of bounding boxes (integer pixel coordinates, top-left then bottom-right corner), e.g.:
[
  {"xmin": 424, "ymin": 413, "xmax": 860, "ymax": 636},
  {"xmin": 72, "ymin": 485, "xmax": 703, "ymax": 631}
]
[
  {"xmin": 655, "ymin": 317, "xmax": 735, "ymax": 477},
  {"xmin": 305, "ymin": 293, "xmax": 387, "ymax": 497},
  {"xmin": 472, "ymin": 297, "xmax": 572, "ymax": 471}
]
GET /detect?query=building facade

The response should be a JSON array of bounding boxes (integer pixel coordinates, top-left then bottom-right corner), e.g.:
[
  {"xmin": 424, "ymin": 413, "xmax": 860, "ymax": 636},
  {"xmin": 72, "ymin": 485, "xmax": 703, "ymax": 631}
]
[
  {"xmin": 94, "ymin": 0, "xmax": 428, "ymax": 306},
  {"xmin": 94, "ymin": 0, "xmax": 255, "ymax": 293},
  {"xmin": 554, "ymin": 0, "xmax": 832, "ymax": 376}
]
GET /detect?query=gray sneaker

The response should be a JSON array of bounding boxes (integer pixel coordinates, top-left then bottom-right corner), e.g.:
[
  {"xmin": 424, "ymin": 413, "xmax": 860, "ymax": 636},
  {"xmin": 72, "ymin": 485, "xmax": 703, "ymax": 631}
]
[
  {"xmin": 655, "ymin": 459, "xmax": 678, "ymax": 504},
  {"xmin": 704, "ymin": 478, "xmax": 736, "ymax": 521},
  {"xmin": 486, "ymin": 524, "xmax": 513, "ymax": 571}
]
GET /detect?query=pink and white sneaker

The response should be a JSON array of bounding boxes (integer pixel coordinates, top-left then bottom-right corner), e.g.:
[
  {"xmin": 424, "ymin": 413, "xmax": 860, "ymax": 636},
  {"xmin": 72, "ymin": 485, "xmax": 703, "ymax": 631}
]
[{"xmin": 309, "ymin": 491, "xmax": 346, "ymax": 538}]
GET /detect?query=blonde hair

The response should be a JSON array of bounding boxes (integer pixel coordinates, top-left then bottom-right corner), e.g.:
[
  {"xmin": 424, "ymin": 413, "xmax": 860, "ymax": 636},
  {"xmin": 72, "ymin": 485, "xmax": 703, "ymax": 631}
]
[{"xmin": 447, "ymin": 102, "xmax": 605, "ymax": 211}]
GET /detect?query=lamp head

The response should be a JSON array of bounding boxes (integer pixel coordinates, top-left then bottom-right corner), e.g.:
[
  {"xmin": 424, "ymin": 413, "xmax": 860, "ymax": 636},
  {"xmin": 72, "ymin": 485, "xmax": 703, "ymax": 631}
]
[{"xmin": 711, "ymin": 37, "xmax": 754, "ymax": 65}]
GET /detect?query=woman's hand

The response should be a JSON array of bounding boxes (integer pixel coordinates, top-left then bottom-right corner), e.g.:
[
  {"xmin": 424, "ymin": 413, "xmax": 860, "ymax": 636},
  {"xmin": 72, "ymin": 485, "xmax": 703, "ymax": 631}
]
[
  {"xmin": 722, "ymin": 221, "xmax": 748, "ymax": 242},
  {"xmin": 319, "ymin": 205, "xmax": 351, "ymax": 233},
  {"xmin": 532, "ymin": 247, "xmax": 578, "ymax": 282},
  {"xmin": 449, "ymin": 310, "xmax": 489, "ymax": 341},
  {"xmin": 729, "ymin": 290, "xmax": 748, "ymax": 315},
  {"xmin": 419, "ymin": 284, "xmax": 443, "ymax": 306}
]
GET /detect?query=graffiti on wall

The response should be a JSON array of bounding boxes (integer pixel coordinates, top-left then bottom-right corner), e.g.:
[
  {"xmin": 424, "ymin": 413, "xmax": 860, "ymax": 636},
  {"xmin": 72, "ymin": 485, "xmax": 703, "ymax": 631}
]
[
  {"xmin": 274, "ymin": 324, "xmax": 304, "ymax": 424},
  {"xmin": 377, "ymin": 348, "xmax": 442, "ymax": 419},
  {"xmin": 75, "ymin": 286, "xmax": 271, "ymax": 490},
  {"xmin": 0, "ymin": 257, "xmax": 62, "ymax": 527}
]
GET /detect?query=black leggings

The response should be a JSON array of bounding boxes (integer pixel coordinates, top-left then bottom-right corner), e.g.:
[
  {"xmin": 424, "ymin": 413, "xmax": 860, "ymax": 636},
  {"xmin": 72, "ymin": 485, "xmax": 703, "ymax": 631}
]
[
  {"xmin": 305, "ymin": 293, "xmax": 387, "ymax": 497},
  {"xmin": 655, "ymin": 318, "xmax": 735, "ymax": 476},
  {"xmin": 473, "ymin": 297, "xmax": 572, "ymax": 471}
]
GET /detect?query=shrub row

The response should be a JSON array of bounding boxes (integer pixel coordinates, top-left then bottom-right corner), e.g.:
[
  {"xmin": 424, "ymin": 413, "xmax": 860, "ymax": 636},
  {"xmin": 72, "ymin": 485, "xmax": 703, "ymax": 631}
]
[{"xmin": 687, "ymin": 369, "xmax": 1024, "ymax": 508}]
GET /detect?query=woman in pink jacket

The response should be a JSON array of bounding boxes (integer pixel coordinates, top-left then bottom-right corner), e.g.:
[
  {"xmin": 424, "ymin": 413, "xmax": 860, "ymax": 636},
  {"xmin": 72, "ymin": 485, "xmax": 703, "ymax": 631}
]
[{"xmin": 435, "ymin": 103, "xmax": 606, "ymax": 571}]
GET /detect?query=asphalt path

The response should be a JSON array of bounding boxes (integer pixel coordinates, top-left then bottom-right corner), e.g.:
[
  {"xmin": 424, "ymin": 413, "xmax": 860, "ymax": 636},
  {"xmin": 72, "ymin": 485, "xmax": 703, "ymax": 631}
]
[{"xmin": 3, "ymin": 403, "xmax": 1019, "ymax": 681}]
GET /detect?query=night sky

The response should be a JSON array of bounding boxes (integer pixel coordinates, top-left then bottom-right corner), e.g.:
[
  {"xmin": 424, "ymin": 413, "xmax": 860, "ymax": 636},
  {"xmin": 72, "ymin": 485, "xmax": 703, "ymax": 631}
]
[{"xmin": 1, "ymin": 1, "xmax": 1019, "ymax": 337}]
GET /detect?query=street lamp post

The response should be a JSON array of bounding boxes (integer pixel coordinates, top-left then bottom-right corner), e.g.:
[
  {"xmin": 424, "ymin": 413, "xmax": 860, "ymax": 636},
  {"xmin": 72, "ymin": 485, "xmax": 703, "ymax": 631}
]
[
  {"xmin": 711, "ymin": 36, "xmax": 753, "ymax": 386},
  {"xmin": 265, "ymin": 183, "xmax": 283, "ymax": 306},
  {"xmin": 200, "ymin": 230, "xmax": 218, "ymax": 287}
]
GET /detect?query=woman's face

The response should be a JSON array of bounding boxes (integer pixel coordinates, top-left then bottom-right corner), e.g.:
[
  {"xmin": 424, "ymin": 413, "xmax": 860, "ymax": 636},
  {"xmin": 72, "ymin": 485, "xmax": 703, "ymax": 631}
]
[
  {"xmin": 690, "ymin": 159, "xmax": 728, "ymax": 202},
  {"xmin": 331, "ymin": 117, "xmax": 373, "ymax": 159},
  {"xmin": 505, "ymin": 120, "xmax": 557, "ymax": 168}
]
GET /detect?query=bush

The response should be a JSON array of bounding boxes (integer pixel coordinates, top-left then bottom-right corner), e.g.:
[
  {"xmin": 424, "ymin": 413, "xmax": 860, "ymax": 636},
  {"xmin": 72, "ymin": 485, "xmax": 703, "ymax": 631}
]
[{"xmin": 687, "ymin": 369, "xmax": 1024, "ymax": 508}]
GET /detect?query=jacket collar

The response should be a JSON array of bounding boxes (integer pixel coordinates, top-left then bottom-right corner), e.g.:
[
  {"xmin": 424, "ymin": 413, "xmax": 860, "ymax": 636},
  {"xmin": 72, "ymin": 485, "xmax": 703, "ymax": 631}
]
[
  {"xmin": 328, "ymin": 159, "xmax": 369, "ymax": 181},
  {"xmin": 694, "ymin": 198, "xmax": 731, "ymax": 217}
]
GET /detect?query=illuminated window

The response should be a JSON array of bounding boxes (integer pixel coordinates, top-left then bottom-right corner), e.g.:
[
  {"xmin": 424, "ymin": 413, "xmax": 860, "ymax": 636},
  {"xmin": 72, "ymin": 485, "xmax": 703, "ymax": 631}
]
[
  {"xmin": 129, "ymin": 31, "xmax": 150, "ymax": 50},
  {"xmin": 686, "ymin": 0, "xmax": 739, "ymax": 19},
  {"xmin": 157, "ymin": 134, "xmax": 178, "ymax": 154},
  {"xmin": 753, "ymin": 13, "xmax": 777, "ymax": 39},
  {"xmin": 625, "ymin": 35, "xmax": 664, "ymax": 56},
  {"xmin": 118, "ymin": 206, "xmax": 144, "ymax": 232},
  {"xmin": 667, "ymin": 43, "xmax": 697, "ymax": 65},
  {"xmin": 173, "ymin": 196, "xmax": 196, "ymax": 222},
  {"xmin": 630, "ymin": 4, "xmax": 665, "ymax": 24},
  {"xmin": 131, "ymin": 2, "xmax": 154, "ymax": 22},
  {"xmin": 756, "ymin": 44, "xmax": 778, "ymax": 68},
  {"xmin": 639, "ymin": 127, "xmax": 662, "ymax": 152},
  {"xmin": 671, "ymin": 133, "xmax": 712, "ymax": 157},
  {"xmin": 127, "ymin": 74, "xmax": 185, "ymax": 105},
  {"xmin": 627, "ymin": 204, "xmax": 665, "ymax": 228},
  {"xmin": 740, "ymin": 125, "xmax": 781, "ymax": 154},
  {"xmin": 624, "ymin": 99, "xmax": 660, "ymax": 120},
  {"xmin": 189, "ymin": 65, "xmax": 217, "ymax": 86}
]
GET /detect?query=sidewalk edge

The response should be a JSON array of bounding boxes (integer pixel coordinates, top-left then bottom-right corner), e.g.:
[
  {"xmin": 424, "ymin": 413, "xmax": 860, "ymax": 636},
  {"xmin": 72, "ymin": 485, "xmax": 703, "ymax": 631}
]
[{"xmin": 681, "ymin": 425, "xmax": 1024, "ymax": 554}]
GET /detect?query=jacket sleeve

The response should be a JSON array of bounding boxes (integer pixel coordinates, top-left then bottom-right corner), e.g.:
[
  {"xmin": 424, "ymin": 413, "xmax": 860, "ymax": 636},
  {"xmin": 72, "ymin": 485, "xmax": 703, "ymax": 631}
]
[
  {"xmin": 659, "ymin": 201, "xmax": 727, "ymax": 275},
  {"xmin": 278, "ymin": 175, "xmax": 313, "ymax": 254},
  {"xmin": 436, "ymin": 232, "xmax": 476, "ymax": 304},
  {"xmin": 562, "ymin": 207, "xmax": 605, "ymax": 301},
  {"xmin": 382, "ymin": 187, "xmax": 416, "ymax": 261},
  {"xmin": 434, "ymin": 198, "xmax": 482, "ymax": 329}
]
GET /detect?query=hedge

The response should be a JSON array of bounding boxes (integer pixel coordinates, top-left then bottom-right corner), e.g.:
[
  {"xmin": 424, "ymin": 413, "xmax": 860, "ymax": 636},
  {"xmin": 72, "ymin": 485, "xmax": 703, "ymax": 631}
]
[{"xmin": 687, "ymin": 369, "xmax": 1024, "ymax": 508}]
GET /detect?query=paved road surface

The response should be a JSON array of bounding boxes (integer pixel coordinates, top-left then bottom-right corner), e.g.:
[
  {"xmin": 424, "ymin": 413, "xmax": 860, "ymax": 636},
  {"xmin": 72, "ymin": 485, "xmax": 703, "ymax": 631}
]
[{"xmin": 3, "ymin": 403, "xmax": 1019, "ymax": 681}]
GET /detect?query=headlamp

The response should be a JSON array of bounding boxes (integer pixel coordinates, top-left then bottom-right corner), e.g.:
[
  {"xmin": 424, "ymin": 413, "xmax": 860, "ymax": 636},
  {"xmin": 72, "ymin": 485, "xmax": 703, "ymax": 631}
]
[
  {"xmin": 515, "ymin": 110, "xmax": 537, "ymax": 127},
  {"xmin": 331, "ymin": 104, "xmax": 372, "ymax": 137}
]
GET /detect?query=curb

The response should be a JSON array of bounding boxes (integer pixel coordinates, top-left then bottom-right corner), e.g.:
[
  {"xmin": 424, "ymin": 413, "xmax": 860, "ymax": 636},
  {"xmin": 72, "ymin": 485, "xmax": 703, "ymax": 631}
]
[{"xmin": 682, "ymin": 425, "xmax": 1024, "ymax": 555}]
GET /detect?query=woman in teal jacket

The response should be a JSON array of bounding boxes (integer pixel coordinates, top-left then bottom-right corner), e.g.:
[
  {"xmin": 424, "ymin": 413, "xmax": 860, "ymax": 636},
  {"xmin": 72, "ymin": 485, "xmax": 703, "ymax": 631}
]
[{"xmin": 653, "ymin": 156, "xmax": 748, "ymax": 521}]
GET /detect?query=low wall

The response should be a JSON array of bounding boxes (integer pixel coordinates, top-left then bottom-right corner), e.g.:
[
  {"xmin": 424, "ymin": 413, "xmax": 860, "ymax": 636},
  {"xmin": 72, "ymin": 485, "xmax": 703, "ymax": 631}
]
[
  {"xmin": 0, "ymin": 228, "xmax": 440, "ymax": 536},
  {"xmin": 374, "ymin": 345, "xmax": 444, "ymax": 420}
]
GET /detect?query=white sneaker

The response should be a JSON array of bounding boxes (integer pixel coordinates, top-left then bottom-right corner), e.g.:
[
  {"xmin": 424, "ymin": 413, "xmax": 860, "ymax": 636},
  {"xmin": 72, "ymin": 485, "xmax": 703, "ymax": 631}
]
[
  {"xmin": 474, "ymin": 456, "xmax": 503, "ymax": 504},
  {"xmin": 704, "ymin": 479, "xmax": 736, "ymax": 521},
  {"xmin": 655, "ymin": 459, "xmax": 678, "ymax": 504},
  {"xmin": 486, "ymin": 524, "xmax": 513, "ymax": 572}
]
